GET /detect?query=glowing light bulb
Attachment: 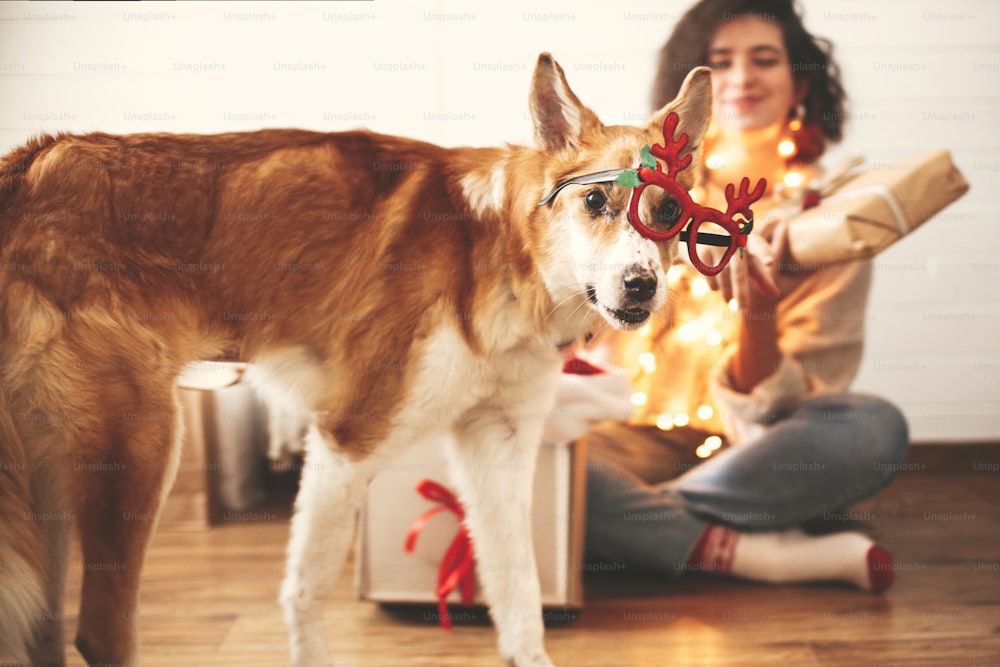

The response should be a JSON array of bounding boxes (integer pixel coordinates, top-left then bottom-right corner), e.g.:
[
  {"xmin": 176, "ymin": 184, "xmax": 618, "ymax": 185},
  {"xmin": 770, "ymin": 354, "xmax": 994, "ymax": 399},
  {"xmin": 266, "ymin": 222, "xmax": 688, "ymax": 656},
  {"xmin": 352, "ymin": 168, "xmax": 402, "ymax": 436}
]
[
  {"xmin": 706, "ymin": 330, "xmax": 723, "ymax": 346},
  {"xmin": 656, "ymin": 413, "xmax": 674, "ymax": 431},
  {"xmin": 784, "ymin": 170, "xmax": 804, "ymax": 188},
  {"xmin": 695, "ymin": 444, "xmax": 712, "ymax": 458},
  {"xmin": 630, "ymin": 392, "xmax": 648, "ymax": 407},
  {"xmin": 676, "ymin": 324, "xmax": 698, "ymax": 343},
  {"xmin": 638, "ymin": 352, "xmax": 657, "ymax": 373},
  {"xmin": 778, "ymin": 139, "xmax": 797, "ymax": 157},
  {"xmin": 728, "ymin": 298, "xmax": 739, "ymax": 312},
  {"xmin": 674, "ymin": 412, "xmax": 690, "ymax": 427},
  {"xmin": 691, "ymin": 276, "xmax": 710, "ymax": 297},
  {"xmin": 676, "ymin": 316, "xmax": 713, "ymax": 343},
  {"xmin": 706, "ymin": 154, "xmax": 725, "ymax": 170},
  {"xmin": 697, "ymin": 405, "xmax": 714, "ymax": 420},
  {"xmin": 705, "ymin": 435, "xmax": 723, "ymax": 450}
]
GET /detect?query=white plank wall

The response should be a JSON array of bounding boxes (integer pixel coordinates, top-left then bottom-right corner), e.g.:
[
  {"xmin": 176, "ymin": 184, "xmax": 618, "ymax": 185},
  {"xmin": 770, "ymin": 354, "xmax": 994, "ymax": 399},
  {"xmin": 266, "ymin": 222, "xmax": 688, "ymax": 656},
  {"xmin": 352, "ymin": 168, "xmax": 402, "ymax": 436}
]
[{"xmin": 1, "ymin": 0, "xmax": 997, "ymax": 442}]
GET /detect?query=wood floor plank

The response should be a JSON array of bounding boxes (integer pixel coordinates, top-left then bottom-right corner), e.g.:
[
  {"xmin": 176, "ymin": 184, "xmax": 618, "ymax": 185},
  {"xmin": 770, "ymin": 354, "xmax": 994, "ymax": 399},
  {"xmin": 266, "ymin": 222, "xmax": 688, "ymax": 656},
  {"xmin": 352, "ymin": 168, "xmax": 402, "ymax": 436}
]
[{"xmin": 2, "ymin": 467, "xmax": 997, "ymax": 666}]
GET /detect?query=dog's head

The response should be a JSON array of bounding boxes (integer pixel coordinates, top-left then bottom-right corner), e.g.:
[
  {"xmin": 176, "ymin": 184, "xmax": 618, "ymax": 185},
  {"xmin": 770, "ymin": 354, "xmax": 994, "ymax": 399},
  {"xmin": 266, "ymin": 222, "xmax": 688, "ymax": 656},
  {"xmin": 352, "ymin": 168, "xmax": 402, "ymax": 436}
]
[{"xmin": 529, "ymin": 53, "xmax": 711, "ymax": 332}]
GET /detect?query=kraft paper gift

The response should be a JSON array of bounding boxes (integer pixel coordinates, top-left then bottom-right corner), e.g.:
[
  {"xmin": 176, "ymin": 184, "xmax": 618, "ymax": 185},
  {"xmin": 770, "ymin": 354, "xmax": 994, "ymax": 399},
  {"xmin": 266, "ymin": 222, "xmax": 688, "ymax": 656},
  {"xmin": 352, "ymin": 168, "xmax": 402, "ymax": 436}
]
[{"xmin": 787, "ymin": 150, "xmax": 969, "ymax": 266}]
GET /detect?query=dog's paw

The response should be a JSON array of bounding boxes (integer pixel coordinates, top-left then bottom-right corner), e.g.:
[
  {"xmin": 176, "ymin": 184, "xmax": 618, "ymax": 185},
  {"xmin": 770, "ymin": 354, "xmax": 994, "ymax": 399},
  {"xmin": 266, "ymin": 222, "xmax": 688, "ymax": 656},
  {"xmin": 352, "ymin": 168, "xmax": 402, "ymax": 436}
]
[
  {"xmin": 291, "ymin": 653, "xmax": 341, "ymax": 667},
  {"xmin": 507, "ymin": 651, "xmax": 556, "ymax": 667},
  {"xmin": 288, "ymin": 632, "xmax": 334, "ymax": 667}
]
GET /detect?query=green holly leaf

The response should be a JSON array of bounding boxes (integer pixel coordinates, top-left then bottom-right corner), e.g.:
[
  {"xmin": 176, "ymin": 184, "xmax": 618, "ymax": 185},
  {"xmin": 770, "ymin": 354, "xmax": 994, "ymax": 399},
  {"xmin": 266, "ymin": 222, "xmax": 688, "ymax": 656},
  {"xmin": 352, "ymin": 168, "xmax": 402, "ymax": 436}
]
[
  {"xmin": 616, "ymin": 169, "xmax": 642, "ymax": 187},
  {"xmin": 639, "ymin": 145, "xmax": 656, "ymax": 169}
]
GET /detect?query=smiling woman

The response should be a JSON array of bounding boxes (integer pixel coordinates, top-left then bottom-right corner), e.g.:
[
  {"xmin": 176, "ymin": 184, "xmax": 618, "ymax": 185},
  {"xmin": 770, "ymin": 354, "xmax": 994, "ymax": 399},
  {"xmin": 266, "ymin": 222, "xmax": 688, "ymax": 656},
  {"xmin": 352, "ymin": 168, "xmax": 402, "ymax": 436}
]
[{"xmin": 554, "ymin": 0, "xmax": 912, "ymax": 597}]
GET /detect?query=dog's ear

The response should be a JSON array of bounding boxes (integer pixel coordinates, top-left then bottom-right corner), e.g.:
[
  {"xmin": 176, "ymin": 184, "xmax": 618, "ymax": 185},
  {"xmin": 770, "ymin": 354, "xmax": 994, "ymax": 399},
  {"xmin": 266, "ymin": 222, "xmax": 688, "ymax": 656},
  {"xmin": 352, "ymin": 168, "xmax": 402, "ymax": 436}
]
[
  {"xmin": 530, "ymin": 53, "xmax": 601, "ymax": 152},
  {"xmin": 649, "ymin": 66, "xmax": 713, "ymax": 180}
]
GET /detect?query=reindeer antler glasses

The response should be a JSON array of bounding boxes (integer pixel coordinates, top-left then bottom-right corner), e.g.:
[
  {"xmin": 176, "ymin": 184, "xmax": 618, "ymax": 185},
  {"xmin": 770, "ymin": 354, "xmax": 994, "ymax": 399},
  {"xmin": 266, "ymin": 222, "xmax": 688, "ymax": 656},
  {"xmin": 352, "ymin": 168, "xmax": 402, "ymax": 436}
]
[{"xmin": 537, "ymin": 112, "xmax": 767, "ymax": 277}]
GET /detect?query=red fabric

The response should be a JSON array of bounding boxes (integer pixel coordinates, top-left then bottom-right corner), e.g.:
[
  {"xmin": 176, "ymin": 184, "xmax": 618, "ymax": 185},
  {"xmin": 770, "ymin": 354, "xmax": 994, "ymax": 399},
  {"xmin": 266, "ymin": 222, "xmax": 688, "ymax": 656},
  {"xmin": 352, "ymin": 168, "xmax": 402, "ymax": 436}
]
[
  {"xmin": 562, "ymin": 356, "xmax": 605, "ymax": 375},
  {"xmin": 802, "ymin": 189, "xmax": 821, "ymax": 210},
  {"xmin": 404, "ymin": 479, "xmax": 476, "ymax": 630},
  {"xmin": 686, "ymin": 524, "xmax": 738, "ymax": 574},
  {"xmin": 789, "ymin": 122, "xmax": 825, "ymax": 165},
  {"xmin": 866, "ymin": 544, "xmax": 895, "ymax": 593}
]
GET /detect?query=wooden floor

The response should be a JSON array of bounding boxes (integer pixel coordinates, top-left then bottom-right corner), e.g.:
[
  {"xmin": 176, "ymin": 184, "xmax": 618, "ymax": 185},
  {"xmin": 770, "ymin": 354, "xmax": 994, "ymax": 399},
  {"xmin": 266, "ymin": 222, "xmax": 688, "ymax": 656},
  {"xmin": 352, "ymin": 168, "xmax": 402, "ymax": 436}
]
[{"xmin": 8, "ymin": 451, "xmax": 1000, "ymax": 666}]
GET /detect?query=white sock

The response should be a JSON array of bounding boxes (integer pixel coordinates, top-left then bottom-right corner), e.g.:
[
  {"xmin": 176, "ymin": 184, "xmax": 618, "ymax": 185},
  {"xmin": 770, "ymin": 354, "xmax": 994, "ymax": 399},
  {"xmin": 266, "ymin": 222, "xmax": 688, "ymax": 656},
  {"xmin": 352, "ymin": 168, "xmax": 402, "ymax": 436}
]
[{"xmin": 688, "ymin": 525, "xmax": 895, "ymax": 592}]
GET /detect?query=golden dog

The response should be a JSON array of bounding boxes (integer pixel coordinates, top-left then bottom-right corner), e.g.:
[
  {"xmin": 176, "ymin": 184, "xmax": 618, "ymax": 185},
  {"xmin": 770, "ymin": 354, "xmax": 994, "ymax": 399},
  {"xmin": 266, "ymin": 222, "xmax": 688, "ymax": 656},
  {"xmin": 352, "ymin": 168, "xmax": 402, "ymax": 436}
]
[{"xmin": 0, "ymin": 54, "xmax": 710, "ymax": 666}]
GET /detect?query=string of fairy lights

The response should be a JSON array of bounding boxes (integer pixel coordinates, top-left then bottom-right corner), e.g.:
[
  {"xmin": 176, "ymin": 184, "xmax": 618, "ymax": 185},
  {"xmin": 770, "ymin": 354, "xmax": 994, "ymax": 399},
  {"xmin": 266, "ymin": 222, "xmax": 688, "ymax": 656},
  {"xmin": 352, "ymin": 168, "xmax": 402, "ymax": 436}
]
[
  {"xmin": 619, "ymin": 126, "xmax": 807, "ymax": 460},
  {"xmin": 624, "ymin": 264, "xmax": 735, "ymax": 459}
]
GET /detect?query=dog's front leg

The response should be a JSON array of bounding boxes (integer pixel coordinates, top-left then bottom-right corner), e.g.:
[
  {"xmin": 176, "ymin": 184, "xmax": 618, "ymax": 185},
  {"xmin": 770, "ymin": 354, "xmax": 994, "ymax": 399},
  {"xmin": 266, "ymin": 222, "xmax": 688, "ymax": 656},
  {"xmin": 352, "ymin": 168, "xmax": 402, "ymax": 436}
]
[{"xmin": 448, "ymin": 406, "xmax": 556, "ymax": 667}]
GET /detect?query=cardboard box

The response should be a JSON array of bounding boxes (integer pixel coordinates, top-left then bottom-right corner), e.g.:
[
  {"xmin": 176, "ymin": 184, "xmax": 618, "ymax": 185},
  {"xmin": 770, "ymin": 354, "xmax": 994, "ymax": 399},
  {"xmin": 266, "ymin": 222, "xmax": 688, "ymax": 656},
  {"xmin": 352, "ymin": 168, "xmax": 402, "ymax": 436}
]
[
  {"xmin": 160, "ymin": 361, "xmax": 268, "ymax": 527},
  {"xmin": 356, "ymin": 436, "xmax": 586, "ymax": 610}
]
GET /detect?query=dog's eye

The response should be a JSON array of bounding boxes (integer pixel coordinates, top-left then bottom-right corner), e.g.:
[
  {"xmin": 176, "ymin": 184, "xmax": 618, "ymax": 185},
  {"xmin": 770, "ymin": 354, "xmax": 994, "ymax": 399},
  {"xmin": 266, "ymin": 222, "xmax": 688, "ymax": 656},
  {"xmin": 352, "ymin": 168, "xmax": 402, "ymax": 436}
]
[
  {"xmin": 584, "ymin": 190, "xmax": 607, "ymax": 214},
  {"xmin": 654, "ymin": 197, "xmax": 683, "ymax": 229}
]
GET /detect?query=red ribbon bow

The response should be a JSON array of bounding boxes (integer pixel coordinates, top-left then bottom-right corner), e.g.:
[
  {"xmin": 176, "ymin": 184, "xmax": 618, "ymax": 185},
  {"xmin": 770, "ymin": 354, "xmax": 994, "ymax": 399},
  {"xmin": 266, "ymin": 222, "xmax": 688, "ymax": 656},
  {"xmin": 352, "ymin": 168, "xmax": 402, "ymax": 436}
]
[
  {"xmin": 404, "ymin": 360, "xmax": 599, "ymax": 629},
  {"xmin": 404, "ymin": 479, "xmax": 476, "ymax": 630}
]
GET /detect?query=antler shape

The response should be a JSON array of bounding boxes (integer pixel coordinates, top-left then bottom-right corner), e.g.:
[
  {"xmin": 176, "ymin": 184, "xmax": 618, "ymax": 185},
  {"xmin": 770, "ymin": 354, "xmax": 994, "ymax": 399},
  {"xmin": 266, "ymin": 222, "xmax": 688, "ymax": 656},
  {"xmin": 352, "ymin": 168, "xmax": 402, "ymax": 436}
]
[
  {"xmin": 724, "ymin": 176, "xmax": 768, "ymax": 222},
  {"xmin": 648, "ymin": 112, "xmax": 692, "ymax": 177},
  {"xmin": 625, "ymin": 112, "xmax": 767, "ymax": 275}
]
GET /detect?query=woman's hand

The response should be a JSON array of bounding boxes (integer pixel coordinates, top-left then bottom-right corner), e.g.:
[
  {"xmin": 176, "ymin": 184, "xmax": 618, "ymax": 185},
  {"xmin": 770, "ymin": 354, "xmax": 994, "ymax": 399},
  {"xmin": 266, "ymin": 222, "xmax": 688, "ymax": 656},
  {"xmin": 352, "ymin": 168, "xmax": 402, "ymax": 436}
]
[
  {"xmin": 704, "ymin": 221, "xmax": 789, "ymax": 393},
  {"xmin": 705, "ymin": 221, "xmax": 788, "ymax": 312}
]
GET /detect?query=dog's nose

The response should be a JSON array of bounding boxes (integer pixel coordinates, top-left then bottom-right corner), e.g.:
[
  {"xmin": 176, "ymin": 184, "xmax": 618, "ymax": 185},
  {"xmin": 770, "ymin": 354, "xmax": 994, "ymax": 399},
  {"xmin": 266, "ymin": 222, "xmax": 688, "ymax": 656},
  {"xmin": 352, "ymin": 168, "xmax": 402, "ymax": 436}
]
[{"xmin": 623, "ymin": 266, "xmax": 657, "ymax": 303}]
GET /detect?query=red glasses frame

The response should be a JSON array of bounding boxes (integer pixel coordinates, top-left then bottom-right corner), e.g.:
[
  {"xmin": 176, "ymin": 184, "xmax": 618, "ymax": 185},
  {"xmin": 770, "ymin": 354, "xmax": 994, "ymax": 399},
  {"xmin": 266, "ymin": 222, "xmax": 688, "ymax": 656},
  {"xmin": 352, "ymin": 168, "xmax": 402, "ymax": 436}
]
[
  {"xmin": 537, "ymin": 113, "xmax": 767, "ymax": 277},
  {"xmin": 626, "ymin": 113, "xmax": 766, "ymax": 276}
]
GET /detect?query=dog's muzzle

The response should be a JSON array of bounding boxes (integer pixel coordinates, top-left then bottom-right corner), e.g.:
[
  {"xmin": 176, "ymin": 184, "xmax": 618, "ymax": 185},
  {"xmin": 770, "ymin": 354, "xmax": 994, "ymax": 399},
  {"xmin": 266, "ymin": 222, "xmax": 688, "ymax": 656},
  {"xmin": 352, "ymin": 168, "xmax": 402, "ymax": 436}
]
[{"xmin": 586, "ymin": 264, "xmax": 658, "ymax": 329}]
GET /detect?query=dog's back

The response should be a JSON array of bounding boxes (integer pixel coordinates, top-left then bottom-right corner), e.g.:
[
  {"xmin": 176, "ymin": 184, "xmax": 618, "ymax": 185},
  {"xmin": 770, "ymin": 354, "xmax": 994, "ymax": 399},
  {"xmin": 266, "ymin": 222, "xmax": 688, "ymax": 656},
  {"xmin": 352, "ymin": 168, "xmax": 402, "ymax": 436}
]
[
  {"xmin": 1, "ymin": 128, "xmax": 470, "ymax": 316},
  {"xmin": 1, "ymin": 128, "xmax": 510, "ymax": 434}
]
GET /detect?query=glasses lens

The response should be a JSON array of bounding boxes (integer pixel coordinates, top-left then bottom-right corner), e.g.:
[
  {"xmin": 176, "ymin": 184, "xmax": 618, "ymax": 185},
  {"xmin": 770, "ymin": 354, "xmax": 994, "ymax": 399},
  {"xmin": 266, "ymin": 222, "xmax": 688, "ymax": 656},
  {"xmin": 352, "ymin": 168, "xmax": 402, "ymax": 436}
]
[
  {"xmin": 638, "ymin": 187, "xmax": 687, "ymax": 236},
  {"xmin": 687, "ymin": 220, "xmax": 734, "ymax": 272}
]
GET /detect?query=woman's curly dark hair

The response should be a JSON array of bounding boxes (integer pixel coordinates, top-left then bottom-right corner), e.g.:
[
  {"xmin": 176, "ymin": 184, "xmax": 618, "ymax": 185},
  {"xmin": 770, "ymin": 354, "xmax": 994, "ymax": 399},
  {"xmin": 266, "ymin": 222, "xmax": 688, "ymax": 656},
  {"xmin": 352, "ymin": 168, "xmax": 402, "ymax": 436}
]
[{"xmin": 652, "ymin": 0, "xmax": 847, "ymax": 151}]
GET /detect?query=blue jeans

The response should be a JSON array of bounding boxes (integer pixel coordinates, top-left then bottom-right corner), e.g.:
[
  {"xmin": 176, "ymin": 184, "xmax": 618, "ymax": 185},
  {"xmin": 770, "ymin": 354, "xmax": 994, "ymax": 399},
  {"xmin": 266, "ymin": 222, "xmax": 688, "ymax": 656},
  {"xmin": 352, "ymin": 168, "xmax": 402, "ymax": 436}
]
[{"xmin": 584, "ymin": 393, "xmax": 910, "ymax": 575}]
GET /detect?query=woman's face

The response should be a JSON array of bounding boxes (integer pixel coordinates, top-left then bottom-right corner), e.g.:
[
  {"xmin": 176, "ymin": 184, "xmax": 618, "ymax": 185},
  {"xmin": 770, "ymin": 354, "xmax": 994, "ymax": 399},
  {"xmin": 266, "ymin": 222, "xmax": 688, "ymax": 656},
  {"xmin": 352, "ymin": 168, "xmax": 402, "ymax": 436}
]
[{"xmin": 706, "ymin": 17, "xmax": 802, "ymax": 132}]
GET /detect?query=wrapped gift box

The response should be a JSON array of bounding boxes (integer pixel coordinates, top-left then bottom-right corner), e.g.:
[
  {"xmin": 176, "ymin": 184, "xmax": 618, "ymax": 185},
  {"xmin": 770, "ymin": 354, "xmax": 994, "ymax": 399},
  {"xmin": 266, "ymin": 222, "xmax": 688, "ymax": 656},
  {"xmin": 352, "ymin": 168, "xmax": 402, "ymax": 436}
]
[
  {"xmin": 356, "ymin": 436, "xmax": 586, "ymax": 610},
  {"xmin": 160, "ymin": 361, "xmax": 269, "ymax": 527},
  {"xmin": 787, "ymin": 149, "xmax": 969, "ymax": 266}
]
